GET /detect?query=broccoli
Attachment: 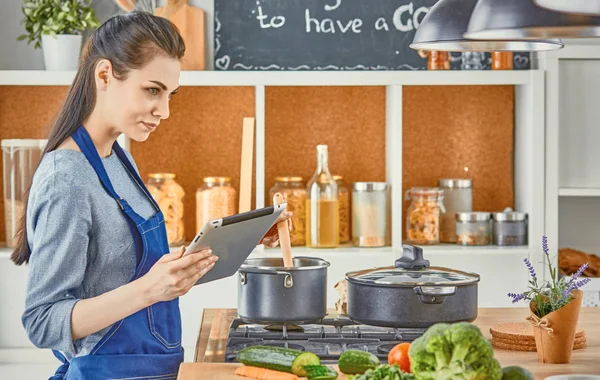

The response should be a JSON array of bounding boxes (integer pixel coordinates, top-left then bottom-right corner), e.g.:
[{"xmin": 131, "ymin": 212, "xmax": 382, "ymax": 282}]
[{"xmin": 408, "ymin": 322, "xmax": 502, "ymax": 380}]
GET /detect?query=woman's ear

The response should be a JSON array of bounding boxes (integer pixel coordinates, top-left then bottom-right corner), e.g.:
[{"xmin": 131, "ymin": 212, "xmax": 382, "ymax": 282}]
[{"xmin": 94, "ymin": 59, "xmax": 113, "ymax": 91}]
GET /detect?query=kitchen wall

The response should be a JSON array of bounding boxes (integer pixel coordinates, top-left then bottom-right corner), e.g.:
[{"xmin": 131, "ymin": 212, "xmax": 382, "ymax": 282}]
[{"xmin": 0, "ymin": 0, "xmax": 215, "ymax": 70}]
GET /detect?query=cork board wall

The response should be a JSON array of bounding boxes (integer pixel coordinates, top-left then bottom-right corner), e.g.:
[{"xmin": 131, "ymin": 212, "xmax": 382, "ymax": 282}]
[
  {"xmin": 0, "ymin": 86, "xmax": 68, "ymax": 244},
  {"xmin": 129, "ymin": 86, "xmax": 255, "ymax": 242},
  {"xmin": 264, "ymin": 86, "xmax": 387, "ymax": 205},
  {"xmin": 402, "ymin": 85, "xmax": 515, "ymax": 240}
]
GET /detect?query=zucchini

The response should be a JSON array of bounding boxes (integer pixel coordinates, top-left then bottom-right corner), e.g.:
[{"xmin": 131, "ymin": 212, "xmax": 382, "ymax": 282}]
[
  {"xmin": 303, "ymin": 364, "xmax": 339, "ymax": 380},
  {"xmin": 338, "ymin": 350, "xmax": 380, "ymax": 375},
  {"xmin": 236, "ymin": 345, "xmax": 320, "ymax": 376}
]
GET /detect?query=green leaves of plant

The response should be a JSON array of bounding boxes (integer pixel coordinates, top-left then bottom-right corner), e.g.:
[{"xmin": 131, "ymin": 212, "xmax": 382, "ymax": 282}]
[{"xmin": 17, "ymin": 0, "xmax": 101, "ymax": 49}]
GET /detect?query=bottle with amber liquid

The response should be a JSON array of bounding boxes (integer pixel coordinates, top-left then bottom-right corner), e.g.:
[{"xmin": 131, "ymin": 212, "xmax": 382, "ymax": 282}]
[{"xmin": 306, "ymin": 145, "xmax": 339, "ymax": 248}]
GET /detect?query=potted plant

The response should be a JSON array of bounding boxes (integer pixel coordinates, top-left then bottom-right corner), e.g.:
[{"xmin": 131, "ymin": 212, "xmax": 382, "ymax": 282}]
[
  {"xmin": 508, "ymin": 236, "xmax": 591, "ymax": 364},
  {"xmin": 18, "ymin": 0, "xmax": 100, "ymax": 71}
]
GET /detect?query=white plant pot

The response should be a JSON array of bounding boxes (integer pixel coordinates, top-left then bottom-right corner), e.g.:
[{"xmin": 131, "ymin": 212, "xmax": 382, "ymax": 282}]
[{"xmin": 41, "ymin": 34, "xmax": 82, "ymax": 71}]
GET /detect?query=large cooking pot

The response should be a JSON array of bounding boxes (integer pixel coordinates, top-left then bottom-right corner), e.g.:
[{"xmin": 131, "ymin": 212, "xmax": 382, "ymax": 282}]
[
  {"xmin": 345, "ymin": 244, "xmax": 480, "ymax": 328},
  {"xmin": 238, "ymin": 256, "xmax": 330, "ymax": 325}
]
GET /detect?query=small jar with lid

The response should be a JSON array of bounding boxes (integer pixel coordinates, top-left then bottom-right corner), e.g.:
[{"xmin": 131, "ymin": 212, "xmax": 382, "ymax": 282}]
[
  {"xmin": 491, "ymin": 52, "xmax": 514, "ymax": 70},
  {"xmin": 405, "ymin": 187, "xmax": 445, "ymax": 245},
  {"xmin": 352, "ymin": 182, "xmax": 389, "ymax": 247},
  {"xmin": 491, "ymin": 208, "xmax": 528, "ymax": 246},
  {"xmin": 146, "ymin": 173, "xmax": 185, "ymax": 246},
  {"xmin": 196, "ymin": 177, "xmax": 237, "ymax": 231},
  {"xmin": 269, "ymin": 176, "xmax": 306, "ymax": 246},
  {"xmin": 456, "ymin": 212, "xmax": 491, "ymax": 246},
  {"xmin": 333, "ymin": 175, "xmax": 350, "ymax": 244},
  {"xmin": 439, "ymin": 179, "xmax": 473, "ymax": 243}
]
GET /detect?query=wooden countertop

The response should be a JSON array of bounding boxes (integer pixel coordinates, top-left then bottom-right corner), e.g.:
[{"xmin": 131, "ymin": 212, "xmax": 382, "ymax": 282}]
[{"xmin": 181, "ymin": 308, "xmax": 600, "ymax": 380}]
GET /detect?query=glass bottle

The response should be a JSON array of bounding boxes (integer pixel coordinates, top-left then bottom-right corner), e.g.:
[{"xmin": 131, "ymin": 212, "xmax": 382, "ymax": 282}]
[
  {"xmin": 332, "ymin": 175, "xmax": 350, "ymax": 244},
  {"xmin": 269, "ymin": 176, "xmax": 306, "ymax": 246},
  {"xmin": 428, "ymin": 51, "xmax": 450, "ymax": 70},
  {"xmin": 491, "ymin": 52, "xmax": 514, "ymax": 70},
  {"xmin": 146, "ymin": 173, "xmax": 185, "ymax": 246},
  {"xmin": 306, "ymin": 145, "xmax": 339, "ymax": 248}
]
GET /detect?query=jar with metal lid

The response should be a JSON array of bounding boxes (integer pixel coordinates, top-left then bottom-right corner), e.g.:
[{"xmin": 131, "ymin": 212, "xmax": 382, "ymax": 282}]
[
  {"xmin": 196, "ymin": 177, "xmax": 237, "ymax": 231},
  {"xmin": 333, "ymin": 175, "xmax": 350, "ymax": 244},
  {"xmin": 456, "ymin": 212, "xmax": 491, "ymax": 246},
  {"xmin": 269, "ymin": 176, "xmax": 306, "ymax": 246},
  {"xmin": 405, "ymin": 187, "xmax": 445, "ymax": 245},
  {"xmin": 492, "ymin": 208, "xmax": 528, "ymax": 246},
  {"xmin": 352, "ymin": 182, "xmax": 389, "ymax": 247},
  {"xmin": 438, "ymin": 179, "xmax": 473, "ymax": 243},
  {"xmin": 146, "ymin": 173, "xmax": 185, "ymax": 246}
]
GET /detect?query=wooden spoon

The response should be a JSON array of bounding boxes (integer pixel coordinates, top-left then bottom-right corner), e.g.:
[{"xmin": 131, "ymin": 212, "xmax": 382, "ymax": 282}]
[
  {"xmin": 114, "ymin": 0, "xmax": 136, "ymax": 12},
  {"xmin": 273, "ymin": 193, "xmax": 294, "ymax": 268},
  {"xmin": 158, "ymin": 0, "xmax": 186, "ymax": 20}
]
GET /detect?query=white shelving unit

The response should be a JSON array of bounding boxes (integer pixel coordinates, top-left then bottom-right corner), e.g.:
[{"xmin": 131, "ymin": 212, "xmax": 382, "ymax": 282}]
[{"xmin": 539, "ymin": 45, "xmax": 600, "ymax": 306}]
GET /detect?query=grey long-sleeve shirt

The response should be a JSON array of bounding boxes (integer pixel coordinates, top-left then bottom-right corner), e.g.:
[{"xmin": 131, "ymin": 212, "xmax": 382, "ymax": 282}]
[{"xmin": 22, "ymin": 148, "xmax": 156, "ymax": 361}]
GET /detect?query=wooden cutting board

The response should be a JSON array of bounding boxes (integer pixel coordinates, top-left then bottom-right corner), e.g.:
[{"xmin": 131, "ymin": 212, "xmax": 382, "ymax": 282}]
[
  {"xmin": 155, "ymin": 2, "xmax": 206, "ymax": 70},
  {"xmin": 178, "ymin": 363, "xmax": 349, "ymax": 380}
]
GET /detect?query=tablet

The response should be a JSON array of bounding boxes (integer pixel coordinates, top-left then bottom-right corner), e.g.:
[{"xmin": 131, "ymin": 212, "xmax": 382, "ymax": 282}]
[{"xmin": 186, "ymin": 203, "xmax": 287, "ymax": 285}]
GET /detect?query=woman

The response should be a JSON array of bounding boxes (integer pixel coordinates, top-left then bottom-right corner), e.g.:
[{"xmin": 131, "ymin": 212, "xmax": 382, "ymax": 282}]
[{"xmin": 11, "ymin": 11, "xmax": 291, "ymax": 380}]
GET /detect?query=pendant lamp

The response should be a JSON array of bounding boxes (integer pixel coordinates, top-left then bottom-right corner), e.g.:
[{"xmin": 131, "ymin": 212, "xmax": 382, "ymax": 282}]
[
  {"xmin": 410, "ymin": 0, "xmax": 563, "ymax": 51},
  {"xmin": 465, "ymin": 0, "xmax": 600, "ymax": 40},
  {"xmin": 534, "ymin": 0, "xmax": 600, "ymax": 16}
]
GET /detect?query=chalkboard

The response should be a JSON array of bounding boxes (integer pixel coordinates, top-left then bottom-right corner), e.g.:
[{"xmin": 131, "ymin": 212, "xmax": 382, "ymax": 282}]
[{"xmin": 214, "ymin": 0, "xmax": 530, "ymax": 71}]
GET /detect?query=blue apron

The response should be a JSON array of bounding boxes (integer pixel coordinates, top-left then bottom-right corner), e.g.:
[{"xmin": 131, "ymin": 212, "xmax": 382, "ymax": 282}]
[{"xmin": 50, "ymin": 126, "xmax": 184, "ymax": 379}]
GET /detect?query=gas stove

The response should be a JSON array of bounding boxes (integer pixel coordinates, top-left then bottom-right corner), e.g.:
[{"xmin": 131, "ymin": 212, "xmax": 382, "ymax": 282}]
[{"xmin": 224, "ymin": 315, "xmax": 426, "ymax": 364}]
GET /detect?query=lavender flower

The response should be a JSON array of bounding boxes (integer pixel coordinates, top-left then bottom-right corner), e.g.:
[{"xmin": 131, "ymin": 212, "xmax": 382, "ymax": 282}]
[
  {"xmin": 563, "ymin": 278, "xmax": 592, "ymax": 299},
  {"xmin": 508, "ymin": 292, "xmax": 527, "ymax": 303},
  {"xmin": 570, "ymin": 263, "xmax": 589, "ymax": 283},
  {"xmin": 542, "ymin": 236, "xmax": 550, "ymax": 256},
  {"xmin": 524, "ymin": 258, "xmax": 537, "ymax": 278}
]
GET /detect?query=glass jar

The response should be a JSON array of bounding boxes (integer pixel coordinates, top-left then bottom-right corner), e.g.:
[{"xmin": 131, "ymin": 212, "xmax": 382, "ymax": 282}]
[
  {"xmin": 196, "ymin": 177, "xmax": 237, "ymax": 231},
  {"xmin": 492, "ymin": 208, "xmax": 528, "ymax": 246},
  {"xmin": 438, "ymin": 179, "xmax": 473, "ymax": 243},
  {"xmin": 269, "ymin": 176, "xmax": 306, "ymax": 246},
  {"xmin": 146, "ymin": 173, "xmax": 185, "ymax": 246},
  {"xmin": 461, "ymin": 52, "xmax": 485, "ymax": 70},
  {"xmin": 352, "ymin": 182, "xmax": 389, "ymax": 247},
  {"xmin": 333, "ymin": 175, "xmax": 350, "ymax": 244},
  {"xmin": 427, "ymin": 51, "xmax": 450, "ymax": 70},
  {"xmin": 405, "ymin": 187, "xmax": 445, "ymax": 245},
  {"xmin": 456, "ymin": 212, "xmax": 491, "ymax": 246},
  {"xmin": 306, "ymin": 145, "xmax": 339, "ymax": 248},
  {"xmin": 491, "ymin": 52, "xmax": 514, "ymax": 70}
]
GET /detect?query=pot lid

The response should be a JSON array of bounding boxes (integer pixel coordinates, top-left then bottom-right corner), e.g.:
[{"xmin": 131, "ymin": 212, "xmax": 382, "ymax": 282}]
[{"xmin": 345, "ymin": 245, "xmax": 480, "ymax": 287}]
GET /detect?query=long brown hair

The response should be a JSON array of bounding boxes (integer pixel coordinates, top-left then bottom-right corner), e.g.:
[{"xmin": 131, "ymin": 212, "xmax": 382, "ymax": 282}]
[{"xmin": 11, "ymin": 11, "xmax": 185, "ymax": 265}]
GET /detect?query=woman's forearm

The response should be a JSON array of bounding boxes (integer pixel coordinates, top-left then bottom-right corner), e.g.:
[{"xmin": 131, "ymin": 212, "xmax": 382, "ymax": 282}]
[{"xmin": 70, "ymin": 278, "xmax": 150, "ymax": 340}]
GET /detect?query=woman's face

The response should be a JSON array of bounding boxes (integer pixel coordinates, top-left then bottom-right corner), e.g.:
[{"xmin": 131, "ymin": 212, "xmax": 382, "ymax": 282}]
[{"xmin": 101, "ymin": 55, "xmax": 181, "ymax": 142}]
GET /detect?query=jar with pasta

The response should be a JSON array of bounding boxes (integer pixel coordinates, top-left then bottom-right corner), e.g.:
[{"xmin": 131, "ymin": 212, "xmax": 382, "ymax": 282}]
[
  {"xmin": 269, "ymin": 176, "xmax": 306, "ymax": 246},
  {"xmin": 405, "ymin": 187, "xmax": 445, "ymax": 245},
  {"xmin": 146, "ymin": 173, "xmax": 185, "ymax": 247},
  {"xmin": 333, "ymin": 175, "xmax": 350, "ymax": 244},
  {"xmin": 196, "ymin": 177, "xmax": 237, "ymax": 231}
]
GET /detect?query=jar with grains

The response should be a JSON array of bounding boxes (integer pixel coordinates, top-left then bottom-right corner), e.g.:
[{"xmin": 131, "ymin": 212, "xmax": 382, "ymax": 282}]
[
  {"xmin": 438, "ymin": 179, "xmax": 472, "ymax": 243},
  {"xmin": 405, "ymin": 187, "xmax": 445, "ymax": 245},
  {"xmin": 146, "ymin": 173, "xmax": 185, "ymax": 247},
  {"xmin": 269, "ymin": 176, "xmax": 306, "ymax": 246},
  {"xmin": 333, "ymin": 175, "xmax": 350, "ymax": 244},
  {"xmin": 492, "ymin": 208, "xmax": 528, "ymax": 246},
  {"xmin": 196, "ymin": 177, "xmax": 237, "ymax": 231},
  {"xmin": 456, "ymin": 212, "xmax": 491, "ymax": 246}
]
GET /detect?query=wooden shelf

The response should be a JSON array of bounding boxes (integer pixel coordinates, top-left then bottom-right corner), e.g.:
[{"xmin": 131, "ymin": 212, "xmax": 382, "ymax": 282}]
[
  {"xmin": 0, "ymin": 70, "xmax": 537, "ymax": 87},
  {"xmin": 559, "ymin": 188, "xmax": 600, "ymax": 197}
]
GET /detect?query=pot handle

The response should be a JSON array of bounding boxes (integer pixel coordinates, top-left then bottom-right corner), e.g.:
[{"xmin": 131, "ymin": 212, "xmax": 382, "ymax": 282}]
[
  {"xmin": 413, "ymin": 286, "xmax": 456, "ymax": 304},
  {"xmin": 395, "ymin": 244, "xmax": 430, "ymax": 270},
  {"xmin": 239, "ymin": 269, "xmax": 294, "ymax": 288}
]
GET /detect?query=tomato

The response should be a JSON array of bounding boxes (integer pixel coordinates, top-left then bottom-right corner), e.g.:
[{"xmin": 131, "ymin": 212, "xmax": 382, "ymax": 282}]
[{"xmin": 387, "ymin": 342, "xmax": 411, "ymax": 373}]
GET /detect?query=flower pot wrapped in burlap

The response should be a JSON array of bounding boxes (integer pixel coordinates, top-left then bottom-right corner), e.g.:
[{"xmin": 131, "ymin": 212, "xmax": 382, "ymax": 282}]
[{"xmin": 526, "ymin": 289, "xmax": 583, "ymax": 364}]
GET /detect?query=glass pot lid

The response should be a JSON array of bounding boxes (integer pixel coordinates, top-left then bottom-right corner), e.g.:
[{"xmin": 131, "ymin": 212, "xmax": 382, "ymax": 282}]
[{"xmin": 345, "ymin": 244, "xmax": 480, "ymax": 287}]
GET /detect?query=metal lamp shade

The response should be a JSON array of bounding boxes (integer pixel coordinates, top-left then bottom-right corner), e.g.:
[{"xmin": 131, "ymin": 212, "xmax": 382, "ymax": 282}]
[
  {"xmin": 465, "ymin": 0, "xmax": 600, "ymax": 40},
  {"xmin": 534, "ymin": 0, "xmax": 600, "ymax": 16},
  {"xmin": 411, "ymin": 0, "xmax": 563, "ymax": 51}
]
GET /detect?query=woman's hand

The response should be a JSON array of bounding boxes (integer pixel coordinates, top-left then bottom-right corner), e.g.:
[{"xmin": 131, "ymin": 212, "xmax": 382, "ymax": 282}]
[
  {"xmin": 139, "ymin": 246, "xmax": 218, "ymax": 304},
  {"xmin": 260, "ymin": 211, "xmax": 293, "ymax": 248}
]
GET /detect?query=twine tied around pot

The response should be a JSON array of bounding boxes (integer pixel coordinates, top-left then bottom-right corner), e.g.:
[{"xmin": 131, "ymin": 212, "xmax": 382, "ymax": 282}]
[{"xmin": 526, "ymin": 314, "xmax": 554, "ymax": 334}]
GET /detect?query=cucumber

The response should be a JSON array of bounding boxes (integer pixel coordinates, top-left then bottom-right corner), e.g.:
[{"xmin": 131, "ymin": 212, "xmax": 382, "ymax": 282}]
[
  {"xmin": 303, "ymin": 364, "xmax": 339, "ymax": 380},
  {"xmin": 338, "ymin": 350, "xmax": 380, "ymax": 375},
  {"xmin": 236, "ymin": 345, "xmax": 320, "ymax": 376}
]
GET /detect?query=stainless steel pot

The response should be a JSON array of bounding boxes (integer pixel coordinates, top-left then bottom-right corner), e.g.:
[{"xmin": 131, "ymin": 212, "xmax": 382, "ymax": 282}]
[
  {"xmin": 345, "ymin": 244, "xmax": 480, "ymax": 328},
  {"xmin": 238, "ymin": 256, "xmax": 330, "ymax": 325}
]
